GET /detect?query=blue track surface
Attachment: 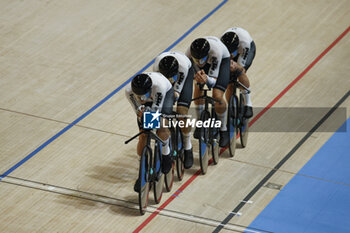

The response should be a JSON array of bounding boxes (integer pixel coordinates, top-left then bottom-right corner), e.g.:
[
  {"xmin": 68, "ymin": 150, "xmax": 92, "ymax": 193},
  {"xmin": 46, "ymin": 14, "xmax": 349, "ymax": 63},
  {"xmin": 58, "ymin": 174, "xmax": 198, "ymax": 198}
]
[{"xmin": 248, "ymin": 118, "xmax": 350, "ymax": 233}]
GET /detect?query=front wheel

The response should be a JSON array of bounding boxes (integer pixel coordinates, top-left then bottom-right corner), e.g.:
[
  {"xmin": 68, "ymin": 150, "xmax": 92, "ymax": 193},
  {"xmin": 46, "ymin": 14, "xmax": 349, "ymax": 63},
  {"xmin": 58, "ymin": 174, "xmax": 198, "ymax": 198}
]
[
  {"xmin": 240, "ymin": 119, "xmax": 249, "ymax": 148},
  {"xmin": 239, "ymin": 93, "xmax": 249, "ymax": 148},
  {"xmin": 211, "ymin": 111, "xmax": 219, "ymax": 164},
  {"xmin": 153, "ymin": 142, "xmax": 163, "ymax": 204},
  {"xmin": 199, "ymin": 110, "xmax": 210, "ymax": 174},
  {"xmin": 164, "ymin": 162, "xmax": 174, "ymax": 192},
  {"xmin": 175, "ymin": 127, "xmax": 185, "ymax": 181},
  {"xmin": 138, "ymin": 146, "xmax": 151, "ymax": 215},
  {"xmin": 228, "ymin": 95, "xmax": 238, "ymax": 157},
  {"xmin": 164, "ymin": 135, "xmax": 174, "ymax": 192}
]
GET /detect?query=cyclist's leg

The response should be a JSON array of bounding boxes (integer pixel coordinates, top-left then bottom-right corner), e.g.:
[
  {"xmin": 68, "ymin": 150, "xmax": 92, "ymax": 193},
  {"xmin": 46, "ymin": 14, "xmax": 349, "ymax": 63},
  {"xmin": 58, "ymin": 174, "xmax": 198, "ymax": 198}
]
[
  {"xmin": 193, "ymin": 69, "xmax": 205, "ymax": 139},
  {"xmin": 177, "ymin": 105, "xmax": 193, "ymax": 169},
  {"xmin": 158, "ymin": 88, "xmax": 174, "ymax": 174},
  {"xmin": 177, "ymin": 66, "xmax": 194, "ymax": 112},
  {"xmin": 193, "ymin": 81, "xmax": 205, "ymax": 119},
  {"xmin": 136, "ymin": 119, "xmax": 147, "ymax": 156},
  {"xmin": 225, "ymin": 83, "xmax": 234, "ymax": 103},
  {"xmin": 135, "ymin": 120, "xmax": 147, "ymax": 192},
  {"xmin": 241, "ymin": 91, "xmax": 253, "ymax": 118},
  {"xmin": 238, "ymin": 72, "xmax": 250, "ymax": 88},
  {"xmin": 177, "ymin": 106, "xmax": 190, "ymax": 139},
  {"xmin": 213, "ymin": 57, "xmax": 230, "ymax": 147},
  {"xmin": 157, "ymin": 118, "xmax": 171, "ymax": 157},
  {"xmin": 177, "ymin": 66, "xmax": 194, "ymax": 168},
  {"xmin": 137, "ymin": 133, "xmax": 147, "ymax": 156},
  {"xmin": 177, "ymin": 65, "xmax": 194, "ymax": 131},
  {"xmin": 236, "ymin": 71, "xmax": 253, "ymax": 118},
  {"xmin": 241, "ymin": 41, "xmax": 255, "ymax": 118}
]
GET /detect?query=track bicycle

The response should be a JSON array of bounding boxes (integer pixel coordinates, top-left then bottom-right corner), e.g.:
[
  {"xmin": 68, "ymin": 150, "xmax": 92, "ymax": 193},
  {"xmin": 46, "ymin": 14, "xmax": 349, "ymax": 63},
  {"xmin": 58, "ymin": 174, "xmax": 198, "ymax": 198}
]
[
  {"xmin": 227, "ymin": 76, "xmax": 250, "ymax": 157},
  {"xmin": 125, "ymin": 129, "xmax": 165, "ymax": 215},
  {"xmin": 192, "ymin": 83, "xmax": 221, "ymax": 174},
  {"xmin": 164, "ymin": 112, "xmax": 185, "ymax": 183}
]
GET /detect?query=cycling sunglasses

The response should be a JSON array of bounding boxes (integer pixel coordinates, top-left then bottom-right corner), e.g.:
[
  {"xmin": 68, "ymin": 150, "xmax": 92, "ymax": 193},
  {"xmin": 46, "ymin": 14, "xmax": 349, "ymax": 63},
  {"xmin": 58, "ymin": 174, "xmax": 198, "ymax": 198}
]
[
  {"xmin": 172, "ymin": 74, "xmax": 178, "ymax": 82},
  {"xmin": 136, "ymin": 91, "xmax": 151, "ymax": 101},
  {"xmin": 231, "ymin": 50, "xmax": 238, "ymax": 57},
  {"xmin": 192, "ymin": 55, "xmax": 208, "ymax": 65}
]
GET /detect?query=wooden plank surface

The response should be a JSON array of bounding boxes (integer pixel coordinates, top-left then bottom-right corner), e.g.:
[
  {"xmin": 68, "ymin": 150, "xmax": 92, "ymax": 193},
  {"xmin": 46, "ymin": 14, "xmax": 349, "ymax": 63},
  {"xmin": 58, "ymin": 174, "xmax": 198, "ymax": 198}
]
[{"xmin": 0, "ymin": 0, "xmax": 349, "ymax": 232}]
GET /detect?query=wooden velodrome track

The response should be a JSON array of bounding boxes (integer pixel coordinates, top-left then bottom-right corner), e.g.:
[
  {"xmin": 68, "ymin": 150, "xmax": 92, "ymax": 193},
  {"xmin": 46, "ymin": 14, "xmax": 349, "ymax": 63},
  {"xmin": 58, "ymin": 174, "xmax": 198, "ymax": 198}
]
[{"xmin": 0, "ymin": 0, "xmax": 349, "ymax": 232}]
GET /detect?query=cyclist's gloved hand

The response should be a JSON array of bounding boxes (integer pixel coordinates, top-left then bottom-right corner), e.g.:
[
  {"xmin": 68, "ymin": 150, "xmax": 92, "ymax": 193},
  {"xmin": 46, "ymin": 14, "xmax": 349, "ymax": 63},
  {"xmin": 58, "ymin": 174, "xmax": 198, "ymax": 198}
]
[
  {"xmin": 137, "ymin": 105, "xmax": 145, "ymax": 118},
  {"xmin": 194, "ymin": 70, "xmax": 207, "ymax": 84},
  {"xmin": 174, "ymin": 91, "xmax": 180, "ymax": 102},
  {"xmin": 144, "ymin": 106, "xmax": 152, "ymax": 112}
]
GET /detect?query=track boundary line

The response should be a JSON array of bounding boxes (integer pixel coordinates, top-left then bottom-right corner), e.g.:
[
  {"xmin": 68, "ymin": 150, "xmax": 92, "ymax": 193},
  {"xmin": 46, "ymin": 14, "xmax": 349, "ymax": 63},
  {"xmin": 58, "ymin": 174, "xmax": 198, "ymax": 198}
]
[
  {"xmin": 134, "ymin": 25, "xmax": 350, "ymax": 233},
  {"xmin": 1, "ymin": 176, "xmax": 271, "ymax": 233},
  {"xmin": 213, "ymin": 91, "xmax": 350, "ymax": 232}
]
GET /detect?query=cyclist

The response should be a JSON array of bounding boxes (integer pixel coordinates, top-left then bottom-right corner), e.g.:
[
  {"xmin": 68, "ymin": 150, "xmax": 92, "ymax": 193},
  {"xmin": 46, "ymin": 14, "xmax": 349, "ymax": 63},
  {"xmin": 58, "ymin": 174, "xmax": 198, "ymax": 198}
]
[
  {"xmin": 153, "ymin": 51, "xmax": 195, "ymax": 169},
  {"xmin": 220, "ymin": 27, "xmax": 256, "ymax": 118},
  {"xmin": 186, "ymin": 36, "xmax": 231, "ymax": 148},
  {"xmin": 125, "ymin": 72, "xmax": 173, "ymax": 192}
]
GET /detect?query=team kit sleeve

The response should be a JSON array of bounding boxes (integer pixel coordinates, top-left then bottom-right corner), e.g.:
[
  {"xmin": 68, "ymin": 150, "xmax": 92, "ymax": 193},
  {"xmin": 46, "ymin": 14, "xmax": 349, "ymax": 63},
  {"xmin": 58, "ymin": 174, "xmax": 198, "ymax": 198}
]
[
  {"xmin": 150, "ymin": 79, "xmax": 168, "ymax": 112},
  {"xmin": 174, "ymin": 63, "xmax": 189, "ymax": 94},
  {"xmin": 208, "ymin": 52, "xmax": 222, "ymax": 78},
  {"xmin": 125, "ymin": 84, "xmax": 141, "ymax": 115},
  {"xmin": 237, "ymin": 41, "xmax": 250, "ymax": 68},
  {"xmin": 151, "ymin": 90, "xmax": 167, "ymax": 112}
]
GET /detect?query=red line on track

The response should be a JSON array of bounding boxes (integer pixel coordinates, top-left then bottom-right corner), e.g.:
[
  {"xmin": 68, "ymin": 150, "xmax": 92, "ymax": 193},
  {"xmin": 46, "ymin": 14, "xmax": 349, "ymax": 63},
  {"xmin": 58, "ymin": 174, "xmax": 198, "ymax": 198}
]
[
  {"xmin": 248, "ymin": 25, "xmax": 350, "ymax": 128},
  {"xmin": 133, "ymin": 25, "xmax": 350, "ymax": 233}
]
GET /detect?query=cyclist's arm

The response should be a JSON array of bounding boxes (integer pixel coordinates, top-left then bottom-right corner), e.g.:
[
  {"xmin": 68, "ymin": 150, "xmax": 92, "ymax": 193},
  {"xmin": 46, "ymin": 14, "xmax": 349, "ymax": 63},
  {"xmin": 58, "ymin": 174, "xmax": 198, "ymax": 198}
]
[
  {"xmin": 238, "ymin": 71, "xmax": 250, "ymax": 89},
  {"xmin": 151, "ymin": 85, "xmax": 167, "ymax": 112},
  {"xmin": 237, "ymin": 41, "xmax": 250, "ymax": 69},
  {"xmin": 230, "ymin": 60, "xmax": 250, "ymax": 89},
  {"xmin": 206, "ymin": 53, "xmax": 223, "ymax": 88},
  {"xmin": 125, "ymin": 85, "xmax": 142, "ymax": 115},
  {"xmin": 173, "ymin": 67, "xmax": 187, "ymax": 94}
]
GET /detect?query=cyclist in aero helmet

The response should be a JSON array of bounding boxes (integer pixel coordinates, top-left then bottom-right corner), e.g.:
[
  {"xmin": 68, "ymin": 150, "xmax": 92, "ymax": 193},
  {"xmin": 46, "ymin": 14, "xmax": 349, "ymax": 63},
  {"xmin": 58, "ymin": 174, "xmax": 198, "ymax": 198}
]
[
  {"xmin": 221, "ymin": 27, "xmax": 256, "ymax": 118},
  {"xmin": 154, "ymin": 51, "xmax": 195, "ymax": 169},
  {"xmin": 186, "ymin": 37, "xmax": 231, "ymax": 148},
  {"xmin": 125, "ymin": 72, "xmax": 174, "ymax": 192}
]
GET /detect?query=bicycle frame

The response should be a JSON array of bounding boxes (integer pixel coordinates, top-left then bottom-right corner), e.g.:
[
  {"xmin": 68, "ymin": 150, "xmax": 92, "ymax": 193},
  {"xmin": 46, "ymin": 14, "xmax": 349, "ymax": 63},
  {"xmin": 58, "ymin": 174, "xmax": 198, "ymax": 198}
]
[
  {"xmin": 163, "ymin": 112, "xmax": 185, "ymax": 181},
  {"xmin": 228, "ymin": 76, "xmax": 250, "ymax": 148}
]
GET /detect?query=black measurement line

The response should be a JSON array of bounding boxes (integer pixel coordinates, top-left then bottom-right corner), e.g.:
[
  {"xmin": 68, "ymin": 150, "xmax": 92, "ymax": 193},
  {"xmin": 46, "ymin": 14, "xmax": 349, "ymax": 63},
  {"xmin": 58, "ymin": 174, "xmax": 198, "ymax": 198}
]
[{"xmin": 213, "ymin": 90, "xmax": 349, "ymax": 233}]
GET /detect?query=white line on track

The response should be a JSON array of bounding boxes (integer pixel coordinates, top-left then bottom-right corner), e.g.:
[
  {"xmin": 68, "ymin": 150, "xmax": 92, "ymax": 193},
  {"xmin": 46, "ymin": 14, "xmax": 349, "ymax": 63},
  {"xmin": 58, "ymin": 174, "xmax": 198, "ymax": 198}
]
[{"xmin": 2, "ymin": 176, "xmax": 265, "ymax": 233}]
